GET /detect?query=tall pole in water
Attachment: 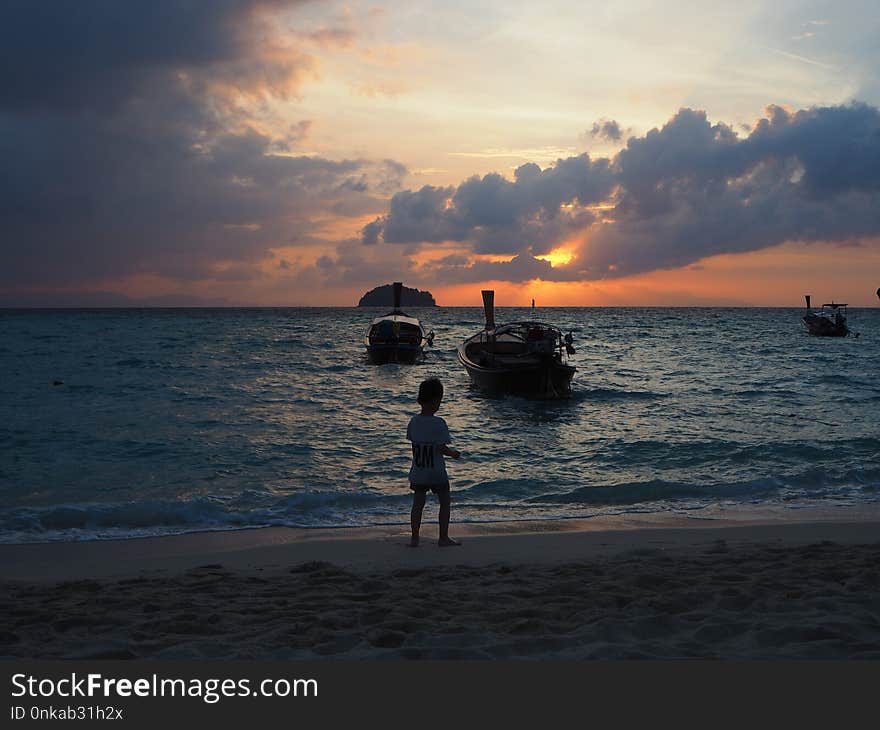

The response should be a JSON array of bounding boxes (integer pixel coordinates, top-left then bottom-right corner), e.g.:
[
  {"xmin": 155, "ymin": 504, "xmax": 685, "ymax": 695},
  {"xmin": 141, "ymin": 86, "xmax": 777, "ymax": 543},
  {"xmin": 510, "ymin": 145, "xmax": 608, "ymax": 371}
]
[
  {"xmin": 482, "ymin": 290, "xmax": 495, "ymax": 329},
  {"xmin": 532, "ymin": 298, "xmax": 535, "ymax": 308},
  {"xmin": 805, "ymin": 294, "xmax": 811, "ymax": 310}
]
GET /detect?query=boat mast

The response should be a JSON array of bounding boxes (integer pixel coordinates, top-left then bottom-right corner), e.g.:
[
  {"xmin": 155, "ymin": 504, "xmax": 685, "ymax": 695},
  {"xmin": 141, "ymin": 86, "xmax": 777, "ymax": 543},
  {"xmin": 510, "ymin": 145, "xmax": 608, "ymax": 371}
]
[
  {"xmin": 482, "ymin": 290, "xmax": 495, "ymax": 328},
  {"xmin": 392, "ymin": 281, "xmax": 403, "ymax": 313},
  {"xmin": 482, "ymin": 290, "xmax": 495, "ymax": 343}
]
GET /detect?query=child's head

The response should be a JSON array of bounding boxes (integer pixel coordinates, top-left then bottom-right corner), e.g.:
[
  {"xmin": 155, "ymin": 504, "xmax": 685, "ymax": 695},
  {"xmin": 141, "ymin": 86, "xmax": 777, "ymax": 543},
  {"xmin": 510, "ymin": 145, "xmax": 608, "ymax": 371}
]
[{"xmin": 417, "ymin": 377, "xmax": 444, "ymax": 412}]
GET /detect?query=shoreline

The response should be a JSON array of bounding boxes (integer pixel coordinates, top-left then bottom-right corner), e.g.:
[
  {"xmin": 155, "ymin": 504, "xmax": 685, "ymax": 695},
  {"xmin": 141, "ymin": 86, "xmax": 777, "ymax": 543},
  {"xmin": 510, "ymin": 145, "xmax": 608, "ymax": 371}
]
[
  {"xmin": 2, "ymin": 507, "xmax": 880, "ymax": 582},
  {"xmin": 2, "ymin": 511, "xmax": 880, "ymax": 659}
]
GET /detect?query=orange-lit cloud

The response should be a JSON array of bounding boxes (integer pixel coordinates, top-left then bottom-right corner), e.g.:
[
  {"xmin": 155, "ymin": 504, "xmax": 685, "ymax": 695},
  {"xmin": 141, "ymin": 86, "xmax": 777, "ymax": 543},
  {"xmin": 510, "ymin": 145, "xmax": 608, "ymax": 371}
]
[{"xmin": 426, "ymin": 239, "xmax": 880, "ymax": 307}]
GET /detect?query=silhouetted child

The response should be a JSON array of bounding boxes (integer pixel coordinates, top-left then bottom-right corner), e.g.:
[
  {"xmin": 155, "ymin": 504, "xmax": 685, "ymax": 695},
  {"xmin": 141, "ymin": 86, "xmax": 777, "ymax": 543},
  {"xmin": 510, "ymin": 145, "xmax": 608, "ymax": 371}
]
[{"xmin": 406, "ymin": 377, "xmax": 461, "ymax": 547}]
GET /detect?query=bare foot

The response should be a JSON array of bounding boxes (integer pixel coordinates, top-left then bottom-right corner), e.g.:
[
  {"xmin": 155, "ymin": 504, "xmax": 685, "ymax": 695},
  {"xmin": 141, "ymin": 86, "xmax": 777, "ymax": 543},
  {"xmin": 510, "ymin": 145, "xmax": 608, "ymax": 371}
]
[
  {"xmin": 438, "ymin": 537, "xmax": 461, "ymax": 547},
  {"xmin": 408, "ymin": 536, "xmax": 420, "ymax": 547}
]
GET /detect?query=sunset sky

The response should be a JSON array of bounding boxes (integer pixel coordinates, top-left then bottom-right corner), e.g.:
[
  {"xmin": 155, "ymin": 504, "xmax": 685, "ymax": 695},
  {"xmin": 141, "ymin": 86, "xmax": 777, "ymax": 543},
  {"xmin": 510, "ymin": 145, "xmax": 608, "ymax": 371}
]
[{"xmin": 2, "ymin": 0, "xmax": 879, "ymax": 306}]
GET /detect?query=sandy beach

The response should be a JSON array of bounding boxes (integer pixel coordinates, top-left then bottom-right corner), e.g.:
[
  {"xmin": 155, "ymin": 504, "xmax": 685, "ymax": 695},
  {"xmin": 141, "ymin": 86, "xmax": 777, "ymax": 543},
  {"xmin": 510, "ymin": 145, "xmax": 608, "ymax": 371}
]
[{"xmin": 2, "ymin": 511, "xmax": 880, "ymax": 660}]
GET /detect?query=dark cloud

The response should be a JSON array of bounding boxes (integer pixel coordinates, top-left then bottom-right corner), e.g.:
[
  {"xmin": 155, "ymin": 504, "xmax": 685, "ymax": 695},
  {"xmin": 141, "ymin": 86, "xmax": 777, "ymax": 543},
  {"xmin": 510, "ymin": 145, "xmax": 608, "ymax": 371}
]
[
  {"xmin": 589, "ymin": 104, "xmax": 880, "ymax": 277},
  {"xmin": 294, "ymin": 240, "xmax": 420, "ymax": 289},
  {"xmin": 375, "ymin": 185, "xmax": 459, "ymax": 244},
  {"xmin": 0, "ymin": 1, "xmax": 311, "ymax": 113},
  {"xmin": 0, "ymin": 109, "xmax": 401, "ymax": 287},
  {"xmin": 0, "ymin": 0, "xmax": 407, "ymax": 294},
  {"xmin": 361, "ymin": 218, "xmax": 385, "ymax": 246},
  {"xmin": 0, "ymin": 290, "xmax": 232, "ymax": 308},
  {"xmin": 590, "ymin": 118, "xmax": 623, "ymax": 142},
  {"xmin": 419, "ymin": 254, "xmax": 561, "ymax": 285},
  {"xmin": 747, "ymin": 104, "xmax": 880, "ymax": 197},
  {"xmin": 363, "ymin": 155, "xmax": 615, "ymax": 255},
  {"xmin": 290, "ymin": 244, "xmax": 588, "ymax": 292},
  {"xmin": 367, "ymin": 103, "xmax": 880, "ymax": 283}
]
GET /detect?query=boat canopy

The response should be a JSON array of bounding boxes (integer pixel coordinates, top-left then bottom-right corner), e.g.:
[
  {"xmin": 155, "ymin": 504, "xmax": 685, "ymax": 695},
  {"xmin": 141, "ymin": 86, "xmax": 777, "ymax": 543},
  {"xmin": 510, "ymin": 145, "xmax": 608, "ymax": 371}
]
[{"xmin": 477, "ymin": 321, "xmax": 564, "ymax": 339}]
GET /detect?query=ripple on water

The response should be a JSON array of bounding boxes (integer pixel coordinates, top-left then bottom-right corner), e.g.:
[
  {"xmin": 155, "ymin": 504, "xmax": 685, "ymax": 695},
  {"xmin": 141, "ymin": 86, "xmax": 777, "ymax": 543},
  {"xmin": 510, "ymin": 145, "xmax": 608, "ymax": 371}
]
[{"xmin": 1, "ymin": 306, "xmax": 879, "ymax": 540}]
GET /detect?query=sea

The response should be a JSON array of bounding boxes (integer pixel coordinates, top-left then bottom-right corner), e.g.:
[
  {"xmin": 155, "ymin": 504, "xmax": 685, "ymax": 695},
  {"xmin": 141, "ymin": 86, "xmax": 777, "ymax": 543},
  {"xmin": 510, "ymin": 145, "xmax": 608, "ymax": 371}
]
[{"xmin": 1, "ymin": 306, "xmax": 879, "ymax": 543}]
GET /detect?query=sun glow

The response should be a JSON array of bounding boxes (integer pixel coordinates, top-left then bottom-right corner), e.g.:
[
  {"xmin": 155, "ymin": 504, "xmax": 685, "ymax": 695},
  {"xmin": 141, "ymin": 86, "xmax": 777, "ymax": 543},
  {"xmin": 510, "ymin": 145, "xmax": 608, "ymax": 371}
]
[{"xmin": 535, "ymin": 246, "xmax": 576, "ymax": 267}]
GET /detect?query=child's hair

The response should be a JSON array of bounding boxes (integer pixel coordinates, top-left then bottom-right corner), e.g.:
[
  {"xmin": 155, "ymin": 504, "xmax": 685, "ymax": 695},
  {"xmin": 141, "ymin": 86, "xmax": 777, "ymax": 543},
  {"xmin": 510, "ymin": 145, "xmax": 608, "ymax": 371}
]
[{"xmin": 417, "ymin": 377, "xmax": 444, "ymax": 404}]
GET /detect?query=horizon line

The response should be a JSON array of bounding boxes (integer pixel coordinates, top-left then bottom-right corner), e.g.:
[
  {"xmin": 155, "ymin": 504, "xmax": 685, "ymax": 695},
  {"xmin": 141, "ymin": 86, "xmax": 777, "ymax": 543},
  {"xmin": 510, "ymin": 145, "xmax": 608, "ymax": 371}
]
[{"xmin": 2, "ymin": 304, "xmax": 878, "ymax": 310}]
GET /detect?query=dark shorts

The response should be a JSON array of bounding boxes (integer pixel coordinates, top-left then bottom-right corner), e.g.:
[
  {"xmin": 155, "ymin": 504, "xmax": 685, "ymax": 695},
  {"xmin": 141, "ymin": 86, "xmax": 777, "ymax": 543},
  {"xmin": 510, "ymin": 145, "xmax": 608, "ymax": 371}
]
[{"xmin": 410, "ymin": 480, "xmax": 450, "ymax": 496}]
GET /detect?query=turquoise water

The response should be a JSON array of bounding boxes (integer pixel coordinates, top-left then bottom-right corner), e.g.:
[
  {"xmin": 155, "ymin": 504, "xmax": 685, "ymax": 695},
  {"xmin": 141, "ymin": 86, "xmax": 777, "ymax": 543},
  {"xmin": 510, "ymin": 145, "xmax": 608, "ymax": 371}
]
[{"xmin": 1, "ymin": 307, "xmax": 878, "ymax": 542}]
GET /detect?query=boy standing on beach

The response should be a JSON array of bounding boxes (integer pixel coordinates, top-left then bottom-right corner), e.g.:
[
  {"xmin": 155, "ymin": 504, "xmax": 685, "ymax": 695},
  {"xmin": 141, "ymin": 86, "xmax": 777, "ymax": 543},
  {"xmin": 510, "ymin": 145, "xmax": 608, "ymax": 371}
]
[{"xmin": 407, "ymin": 378, "xmax": 461, "ymax": 547}]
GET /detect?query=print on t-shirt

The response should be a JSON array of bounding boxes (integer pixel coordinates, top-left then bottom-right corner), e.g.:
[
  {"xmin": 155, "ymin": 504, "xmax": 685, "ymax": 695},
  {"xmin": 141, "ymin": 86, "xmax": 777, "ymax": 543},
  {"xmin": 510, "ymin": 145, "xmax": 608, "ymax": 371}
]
[
  {"xmin": 412, "ymin": 442, "xmax": 435, "ymax": 469},
  {"xmin": 406, "ymin": 414, "xmax": 450, "ymax": 485}
]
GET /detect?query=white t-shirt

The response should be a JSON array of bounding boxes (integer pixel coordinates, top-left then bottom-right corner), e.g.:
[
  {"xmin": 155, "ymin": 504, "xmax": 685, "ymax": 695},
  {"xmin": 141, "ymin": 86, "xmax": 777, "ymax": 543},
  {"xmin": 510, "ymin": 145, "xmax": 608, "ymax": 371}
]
[{"xmin": 406, "ymin": 414, "xmax": 451, "ymax": 485}]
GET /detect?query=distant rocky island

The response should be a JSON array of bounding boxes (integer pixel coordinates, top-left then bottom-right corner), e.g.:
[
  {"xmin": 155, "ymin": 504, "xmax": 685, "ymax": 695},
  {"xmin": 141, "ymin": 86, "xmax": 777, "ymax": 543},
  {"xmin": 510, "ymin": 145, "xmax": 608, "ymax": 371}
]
[{"xmin": 358, "ymin": 284, "xmax": 437, "ymax": 307}]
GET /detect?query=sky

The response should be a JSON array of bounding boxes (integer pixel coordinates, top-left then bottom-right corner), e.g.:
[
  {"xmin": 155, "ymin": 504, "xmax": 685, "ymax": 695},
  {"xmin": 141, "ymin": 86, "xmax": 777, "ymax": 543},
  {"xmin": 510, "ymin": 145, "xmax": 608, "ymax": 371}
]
[{"xmin": 1, "ymin": 0, "xmax": 879, "ymax": 306}]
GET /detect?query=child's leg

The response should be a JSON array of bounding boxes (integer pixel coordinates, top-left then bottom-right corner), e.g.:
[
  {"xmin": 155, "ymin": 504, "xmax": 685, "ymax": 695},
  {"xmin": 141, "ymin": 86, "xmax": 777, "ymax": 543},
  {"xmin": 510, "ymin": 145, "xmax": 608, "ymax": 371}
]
[
  {"xmin": 410, "ymin": 490, "xmax": 427, "ymax": 546},
  {"xmin": 437, "ymin": 489, "xmax": 459, "ymax": 546}
]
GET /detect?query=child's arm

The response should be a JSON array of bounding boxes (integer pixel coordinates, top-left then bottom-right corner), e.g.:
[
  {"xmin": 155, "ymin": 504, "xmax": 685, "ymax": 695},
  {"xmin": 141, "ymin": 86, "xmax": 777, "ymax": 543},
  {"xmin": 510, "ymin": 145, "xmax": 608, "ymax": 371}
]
[{"xmin": 440, "ymin": 444, "xmax": 460, "ymax": 459}]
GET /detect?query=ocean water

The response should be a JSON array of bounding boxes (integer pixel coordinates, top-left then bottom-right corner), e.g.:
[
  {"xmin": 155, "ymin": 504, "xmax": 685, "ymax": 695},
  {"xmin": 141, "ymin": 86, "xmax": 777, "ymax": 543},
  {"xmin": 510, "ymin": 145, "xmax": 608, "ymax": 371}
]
[{"xmin": 1, "ymin": 306, "xmax": 879, "ymax": 543}]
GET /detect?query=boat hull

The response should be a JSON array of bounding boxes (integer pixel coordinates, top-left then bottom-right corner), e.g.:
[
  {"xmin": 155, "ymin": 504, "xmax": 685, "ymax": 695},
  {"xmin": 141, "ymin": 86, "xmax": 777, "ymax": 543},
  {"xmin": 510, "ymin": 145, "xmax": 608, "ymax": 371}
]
[
  {"xmin": 365, "ymin": 343, "xmax": 425, "ymax": 364},
  {"xmin": 802, "ymin": 316, "xmax": 849, "ymax": 337},
  {"xmin": 458, "ymin": 351, "xmax": 575, "ymax": 398},
  {"xmin": 363, "ymin": 307, "xmax": 432, "ymax": 365}
]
